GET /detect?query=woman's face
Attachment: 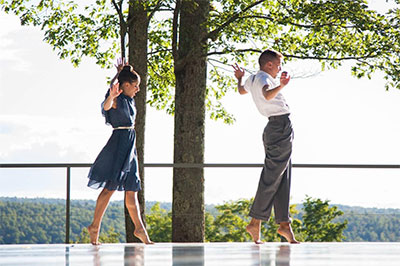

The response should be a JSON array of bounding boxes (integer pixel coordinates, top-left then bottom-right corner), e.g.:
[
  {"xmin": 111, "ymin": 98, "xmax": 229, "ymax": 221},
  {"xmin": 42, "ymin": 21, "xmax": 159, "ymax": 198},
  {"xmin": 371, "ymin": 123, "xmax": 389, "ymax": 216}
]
[{"xmin": 122, "ymin": 81, "xmax": 140, "ymax": 98}]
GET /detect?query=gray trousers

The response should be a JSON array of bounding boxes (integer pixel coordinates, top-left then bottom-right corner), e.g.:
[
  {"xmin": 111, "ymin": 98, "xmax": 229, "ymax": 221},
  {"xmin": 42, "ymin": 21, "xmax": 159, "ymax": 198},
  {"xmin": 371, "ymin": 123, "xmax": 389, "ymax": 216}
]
[{"xmin": 249, "ymin": 114, "xmax": 293, "ymax": 223}]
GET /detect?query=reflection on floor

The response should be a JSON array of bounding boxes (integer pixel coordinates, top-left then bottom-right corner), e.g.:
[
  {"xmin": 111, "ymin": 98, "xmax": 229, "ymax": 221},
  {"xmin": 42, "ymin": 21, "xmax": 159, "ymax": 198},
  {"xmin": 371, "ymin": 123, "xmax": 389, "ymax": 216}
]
[{"xmin": 1, "ymin": 242, "xmax": 400, "ymax": 266}]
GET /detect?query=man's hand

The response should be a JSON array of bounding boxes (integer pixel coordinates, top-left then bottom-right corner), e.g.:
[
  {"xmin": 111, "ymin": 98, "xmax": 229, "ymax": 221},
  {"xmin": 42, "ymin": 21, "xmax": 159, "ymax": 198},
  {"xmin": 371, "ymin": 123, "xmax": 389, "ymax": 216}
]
[
  {"xmin": 232, "ymin": 63, "xmax": 247, "ymax": 95},
  {"xmin": 263, "ymin": 71, "xmax": 291, "ymax": 101},
  {"xmin": 280, "ymin": 71, "xmax": 291, "ymax": 87},
  {"xmin": 232, "ymin": 63, "xmax": 245, "ymax": 80}
]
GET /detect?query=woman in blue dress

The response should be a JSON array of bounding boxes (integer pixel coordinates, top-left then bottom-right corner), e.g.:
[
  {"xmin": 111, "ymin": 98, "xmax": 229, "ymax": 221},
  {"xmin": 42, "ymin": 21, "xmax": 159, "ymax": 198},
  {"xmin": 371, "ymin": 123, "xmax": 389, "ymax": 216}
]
[{"xmin": 87, "ymin": 59, "xmax": 153, "ymax": 245}]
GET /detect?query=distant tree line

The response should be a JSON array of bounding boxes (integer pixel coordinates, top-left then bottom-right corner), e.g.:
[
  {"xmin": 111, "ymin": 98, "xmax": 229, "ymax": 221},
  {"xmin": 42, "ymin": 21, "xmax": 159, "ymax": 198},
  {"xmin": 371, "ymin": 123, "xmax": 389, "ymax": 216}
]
[
  {"xmin": 0, "ymin": 197, "xmax": 399, "ymax": 244},
  {"xmin": 147, "ymin": 197, "xmax": 347, "ymax": 243},
  {"xmin": 0, "ymin": 199, "xmax": 125, "ymax": 244}
]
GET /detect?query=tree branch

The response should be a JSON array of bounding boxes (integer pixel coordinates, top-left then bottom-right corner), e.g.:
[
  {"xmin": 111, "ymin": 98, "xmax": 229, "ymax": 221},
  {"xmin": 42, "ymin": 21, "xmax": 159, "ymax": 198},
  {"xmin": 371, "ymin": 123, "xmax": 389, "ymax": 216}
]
[
  {"xmin": 149, "ymin": 48, "xmax": 172, "ymax": 55},
  {"xmin": 206, "ymin": 0, "xmax": 266, "ymax": 41},
  {"xmin": 148, "ymin": 60, "xmax": 164, "ymax": 79},
  {"xmin": 207, "ymin": 48, "xmax": 260, "ymax": 56},
  {"xmin": 240, "ymin": 15, "xmax": 357, "ymax": 29},
  {"xmin": 172, "ymin": 0, "xmax": 181, "ymax": 62},
  {"xmin": 208, "ymin": 48, "xmax": 380, "ymax": 62},
  {"xmin": 148, "ymin": 0, "xmax": 164, "ymax": 23},
  {"xmin": 208, "ymin": 58, "xmax": 247, "ymax": 74},
  {"xmin": 155, "ymin": 8, "xmax": 175, "ymax": 11},
  {"xmin": 112, "ymin": 0, "xmax": 128, "ymax": 59},
  {"xmin": 356, "ymin": 59, "xmax": 385, "ymax": 71},
  {"xmin": 282, "ymin": 53, "xmax": 379, "ymax": 61}
]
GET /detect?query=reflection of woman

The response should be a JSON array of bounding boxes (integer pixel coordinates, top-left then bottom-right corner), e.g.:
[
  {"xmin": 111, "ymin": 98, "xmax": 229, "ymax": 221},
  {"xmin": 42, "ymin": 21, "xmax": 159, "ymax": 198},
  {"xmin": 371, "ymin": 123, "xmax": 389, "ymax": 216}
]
[
  {"xmin": 87, "ymin": 58, "xmax": 153, "ymax": 245},
  {"xmin": 252, "ymin": 244, "xmax": 290, "ymax": 265}
]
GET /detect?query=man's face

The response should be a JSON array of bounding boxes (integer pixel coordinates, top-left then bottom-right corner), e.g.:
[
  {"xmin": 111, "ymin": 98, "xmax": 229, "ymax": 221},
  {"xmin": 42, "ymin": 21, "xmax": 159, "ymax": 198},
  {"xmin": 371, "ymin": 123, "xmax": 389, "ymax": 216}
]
[{"xmin": 269, "ymin": 57, "xmax": 282, "ymax": 78}]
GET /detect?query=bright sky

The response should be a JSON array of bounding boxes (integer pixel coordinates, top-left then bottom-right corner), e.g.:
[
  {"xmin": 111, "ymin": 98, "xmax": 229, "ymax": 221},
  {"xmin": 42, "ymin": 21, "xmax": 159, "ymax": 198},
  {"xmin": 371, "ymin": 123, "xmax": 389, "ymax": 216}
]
[{"xmin": 1, "ymin": 0, "xmax": 400, "ymax": 208}]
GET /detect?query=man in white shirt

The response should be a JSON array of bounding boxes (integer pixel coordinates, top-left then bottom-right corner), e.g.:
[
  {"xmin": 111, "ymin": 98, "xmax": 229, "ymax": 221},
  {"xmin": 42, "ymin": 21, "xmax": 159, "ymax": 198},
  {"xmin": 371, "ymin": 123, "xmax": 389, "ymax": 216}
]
[{"xmin": 233, "ymin": 49, "xmax": 299, "ymax": 244}]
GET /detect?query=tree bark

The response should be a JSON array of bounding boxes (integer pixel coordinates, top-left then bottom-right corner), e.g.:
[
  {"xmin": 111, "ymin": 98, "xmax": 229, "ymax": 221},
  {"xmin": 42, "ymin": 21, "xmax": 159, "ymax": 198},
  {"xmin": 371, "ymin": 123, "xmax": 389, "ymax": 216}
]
[
  {"xmin": 125, "ymin": 0, "xmax": 149, "ymax": 243},
  {"xmin": 172, "ymin": 0, "xmax": 209, "ymax": 242}
]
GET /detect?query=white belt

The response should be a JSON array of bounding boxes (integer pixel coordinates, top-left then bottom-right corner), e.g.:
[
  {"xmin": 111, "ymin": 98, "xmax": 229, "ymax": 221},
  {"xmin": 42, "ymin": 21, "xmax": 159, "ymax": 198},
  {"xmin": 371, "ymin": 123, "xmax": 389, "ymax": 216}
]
[{"xmin": 113, "ymin": 126, "xmax": 134, "ymax": 130}]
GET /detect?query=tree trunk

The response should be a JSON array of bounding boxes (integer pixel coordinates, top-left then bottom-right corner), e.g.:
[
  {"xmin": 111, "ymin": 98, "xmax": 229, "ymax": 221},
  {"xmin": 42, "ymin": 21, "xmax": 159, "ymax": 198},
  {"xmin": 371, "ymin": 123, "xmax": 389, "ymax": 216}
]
[
  {"xmin": 172, "ymin": 0, "xmax": 209, "ymax": 242},
  {"xmin": 125, "ymin": 0, "xmax": 148, "ymax": 243}
]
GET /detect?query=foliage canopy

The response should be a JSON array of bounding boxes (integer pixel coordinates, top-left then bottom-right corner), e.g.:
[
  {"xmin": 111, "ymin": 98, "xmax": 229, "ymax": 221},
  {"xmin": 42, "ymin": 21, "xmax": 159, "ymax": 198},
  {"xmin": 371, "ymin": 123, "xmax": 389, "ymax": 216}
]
[{"xmin": 2, "ymin": 0, "xmax": 399, "ymax": 122}]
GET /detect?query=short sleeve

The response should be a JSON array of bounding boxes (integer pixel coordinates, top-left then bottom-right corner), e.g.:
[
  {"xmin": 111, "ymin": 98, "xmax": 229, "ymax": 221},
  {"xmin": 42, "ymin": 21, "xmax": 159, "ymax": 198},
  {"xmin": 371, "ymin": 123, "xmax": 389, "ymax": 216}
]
[
  {"xmin": 258, "ymin": 74, "xmax": 274, "ymax": 92},
  {"xmin": 101, "ymin": 90, "xmax": 112, "ymax": 125},
  {"xmin": 244, "ymin": 75, "xmax": 255, "ymax": 92}
]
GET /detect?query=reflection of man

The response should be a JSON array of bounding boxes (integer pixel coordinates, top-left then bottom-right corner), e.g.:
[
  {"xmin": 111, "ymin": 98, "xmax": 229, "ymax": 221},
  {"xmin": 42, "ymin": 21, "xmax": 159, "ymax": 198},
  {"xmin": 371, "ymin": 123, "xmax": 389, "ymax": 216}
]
[
  {"xmin": 233, "ymin": 49, "xmax": 298, "ymax": 244},
  {"xmin": 276, "ymin": 245, "xmax": 291, "ymax": 266},
  {"xmin": 252, "ymin": 244, "xmax": 291, "ymax": 265}
]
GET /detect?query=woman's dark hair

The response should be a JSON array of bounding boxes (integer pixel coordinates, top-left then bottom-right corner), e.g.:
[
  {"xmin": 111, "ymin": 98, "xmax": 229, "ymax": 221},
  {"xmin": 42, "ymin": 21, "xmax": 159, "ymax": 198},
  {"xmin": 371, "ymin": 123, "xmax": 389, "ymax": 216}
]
[{"xmin": 118, "ymin": 65, "xmax": 140, "ymax": 86}]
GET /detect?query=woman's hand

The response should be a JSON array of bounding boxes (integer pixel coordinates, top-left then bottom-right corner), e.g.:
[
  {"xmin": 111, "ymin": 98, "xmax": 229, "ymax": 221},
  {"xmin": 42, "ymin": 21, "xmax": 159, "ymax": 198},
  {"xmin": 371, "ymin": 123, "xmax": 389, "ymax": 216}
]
[
  {"xmin": 110, "ymin": 83, "xmax": 123, "ymax": 98},
  {"xmin": 103, "ymin": 83, "xmax": 122, "ymax": 111},
  {"xmin": 114, "ymin": 57, "xmax": 129, "ymax": 73}
]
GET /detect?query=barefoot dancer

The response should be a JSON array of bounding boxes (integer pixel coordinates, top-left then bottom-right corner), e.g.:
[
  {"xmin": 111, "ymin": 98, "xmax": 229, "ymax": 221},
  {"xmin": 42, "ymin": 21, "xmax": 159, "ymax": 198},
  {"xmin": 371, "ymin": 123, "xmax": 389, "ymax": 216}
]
[
  {"xmin": 233, "ymin": 50, "xmax": 299, "ymax": 244},
  {"xmin": 87, "ymin": 58, "xmax": 153, "ymax": 245}
]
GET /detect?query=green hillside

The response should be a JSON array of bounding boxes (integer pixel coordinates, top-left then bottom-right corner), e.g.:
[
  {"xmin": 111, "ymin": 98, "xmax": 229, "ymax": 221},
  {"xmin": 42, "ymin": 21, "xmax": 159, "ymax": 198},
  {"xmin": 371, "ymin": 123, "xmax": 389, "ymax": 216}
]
[{"xmin": 0, "ymin": 197, "xmax": 126, "ymax": 243}]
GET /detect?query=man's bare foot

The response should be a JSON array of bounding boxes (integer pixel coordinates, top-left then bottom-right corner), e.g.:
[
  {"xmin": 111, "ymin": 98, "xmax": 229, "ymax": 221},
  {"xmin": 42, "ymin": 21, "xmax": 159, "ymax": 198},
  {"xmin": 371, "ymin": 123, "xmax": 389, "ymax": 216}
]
[
  {"xmin": 277, "ymin": 222, "xmax": 299, "ymax": 244},
  {"xmin": 246, "ymin": 223, "xmax": 263, "ymax": 244},
  {"xmin": 88, "ymin": 225, "xmax": 101, "ymax": 245},
  {"xmin": 134, "ymin": 228, "xmax": 154, "ymax": 245}
]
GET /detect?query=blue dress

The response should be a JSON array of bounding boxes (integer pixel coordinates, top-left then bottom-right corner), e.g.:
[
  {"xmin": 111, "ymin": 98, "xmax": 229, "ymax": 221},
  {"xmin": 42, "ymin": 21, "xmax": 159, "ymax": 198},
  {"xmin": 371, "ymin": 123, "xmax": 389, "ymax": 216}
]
[{"xmin": 87, "ymin": 91, "xmax": 141, "ymax": 191}]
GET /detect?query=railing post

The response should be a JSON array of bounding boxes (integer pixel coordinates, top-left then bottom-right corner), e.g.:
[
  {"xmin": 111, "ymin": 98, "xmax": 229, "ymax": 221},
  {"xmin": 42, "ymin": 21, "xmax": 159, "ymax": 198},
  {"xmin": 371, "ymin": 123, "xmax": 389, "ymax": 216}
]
[{"xmin": 66, "ymin": 166, "xmax": 71, "ymax": 244}]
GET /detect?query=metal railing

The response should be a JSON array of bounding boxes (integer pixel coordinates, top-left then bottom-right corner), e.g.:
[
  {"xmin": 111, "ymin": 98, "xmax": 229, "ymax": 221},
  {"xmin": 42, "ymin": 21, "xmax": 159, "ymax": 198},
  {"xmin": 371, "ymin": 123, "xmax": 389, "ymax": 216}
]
[{"xmin": 1, "ymin": 162, "xmax": 399, "ymax": 243}]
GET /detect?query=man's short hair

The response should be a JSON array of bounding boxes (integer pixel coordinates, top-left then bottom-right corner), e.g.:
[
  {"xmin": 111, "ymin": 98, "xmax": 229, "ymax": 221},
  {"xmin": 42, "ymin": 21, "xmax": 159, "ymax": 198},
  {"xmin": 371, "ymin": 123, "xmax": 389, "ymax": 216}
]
[{"xmin": 258, "ymin": 49, "xmax": 283, "ymax": 68}]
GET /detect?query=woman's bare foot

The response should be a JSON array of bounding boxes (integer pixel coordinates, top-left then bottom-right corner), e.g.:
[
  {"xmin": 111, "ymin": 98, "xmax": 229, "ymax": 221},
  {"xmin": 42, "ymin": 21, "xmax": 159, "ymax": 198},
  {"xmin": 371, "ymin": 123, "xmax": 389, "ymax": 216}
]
[
  {"xmin": 246, "ymin": 219, "xmax": 263, "ymax": 244},
  {"xmin": 277, "ymin": 222, "xmax": 299, "ymax": 244},
  {"xmin": 134, "ymin": 228, "xmax": 154, "ymax": 245},
  {"xmin": 88, "ymin": 225, "xmax": 101, "ymax": 245}
]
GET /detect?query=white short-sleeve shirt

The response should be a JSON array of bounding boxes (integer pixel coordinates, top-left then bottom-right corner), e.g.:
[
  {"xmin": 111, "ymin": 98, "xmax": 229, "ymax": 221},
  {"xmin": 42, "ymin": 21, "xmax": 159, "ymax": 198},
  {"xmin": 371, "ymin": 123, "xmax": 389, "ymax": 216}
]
[{"xmin": 244, "ymin": 70, "xmax": 290, "ymax": 118}]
